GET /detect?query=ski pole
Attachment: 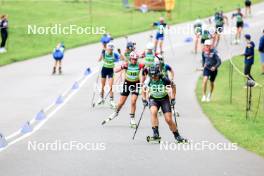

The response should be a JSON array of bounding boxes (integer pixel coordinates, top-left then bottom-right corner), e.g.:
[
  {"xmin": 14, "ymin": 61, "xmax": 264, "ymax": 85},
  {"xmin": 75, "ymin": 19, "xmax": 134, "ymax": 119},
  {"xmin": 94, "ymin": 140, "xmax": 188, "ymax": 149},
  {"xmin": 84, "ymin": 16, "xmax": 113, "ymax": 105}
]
[
  {"xmin": 91, "ymin": 70, "xmax": 101, "ymax": 107},
  {"xmin": 132, "ymin": 105, "xmax": 146, "ymax": 140}
]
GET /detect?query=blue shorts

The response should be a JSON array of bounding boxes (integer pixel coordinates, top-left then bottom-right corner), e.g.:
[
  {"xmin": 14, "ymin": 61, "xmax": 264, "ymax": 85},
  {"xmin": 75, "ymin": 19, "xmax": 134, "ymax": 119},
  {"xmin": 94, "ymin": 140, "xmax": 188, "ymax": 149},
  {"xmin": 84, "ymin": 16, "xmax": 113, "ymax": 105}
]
[
  {"xmin": 101, "ymin": 67, "xmax": 114, "ymax": 78},
  {"xmin": 155, "ymin": 33, "xmax": 164, "ymax": 41},
  {"xmin": 203, "ymin": 68, "xmax": 218, "ymax": 82},
  {"xmin": 260, "ymin": 52, "xmax": 264, "ymax": 64},
  {"xmin": 54, "ymin": 56, "xmax": 63, "ymax": 61}
]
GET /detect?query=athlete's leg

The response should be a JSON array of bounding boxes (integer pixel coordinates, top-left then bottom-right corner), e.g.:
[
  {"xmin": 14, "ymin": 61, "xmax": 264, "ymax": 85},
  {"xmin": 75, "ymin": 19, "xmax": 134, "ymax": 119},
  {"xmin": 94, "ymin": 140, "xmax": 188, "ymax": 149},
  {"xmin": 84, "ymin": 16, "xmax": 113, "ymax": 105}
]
[
  {"xmin": 130, "ymin": 94, "xmax": 138, "ymax": 114},
  {"xmin": 108, "ymin": 77, "xmax": 114, "ymax": 98},
  {"xmin": 164, "ymin": 112, "xmax": 177, "ymax": 132},
  {"xmin": 209, "ymin": 81, "xmax": 215, "ymax": 94},
  {"xmin": 194, "ymin": 34, "xmax": 200, "ymax": 53},
  {"xmin": 154, "ymin": 40, "xmax": 158, "ymax": 52},
  {"xmin": 159, "ymin": 40, "xmax": 163, "ymax": 53},
  {"xmin": 150, "ymin": 105, "xmax": 160, "ymax": 137},
  {"xmin": 150, "ymin": 105, "xmax": 159, "ymax": 128},
  {"xmin": 116, "ymin": 95, "xmax": 128, "ymax": 112},
  {"xmin": 202, "ymin": 76, "xmax": 209, "ymax": 96}
]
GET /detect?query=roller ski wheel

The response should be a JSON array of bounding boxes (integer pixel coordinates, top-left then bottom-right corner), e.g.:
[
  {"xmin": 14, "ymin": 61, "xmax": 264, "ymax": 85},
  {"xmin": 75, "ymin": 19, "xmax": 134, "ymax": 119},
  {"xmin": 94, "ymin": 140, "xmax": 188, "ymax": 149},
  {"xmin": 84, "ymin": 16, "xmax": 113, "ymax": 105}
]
[{"xmin": 146, "ymin": 136, "xmax": 161, "ymax": 144}]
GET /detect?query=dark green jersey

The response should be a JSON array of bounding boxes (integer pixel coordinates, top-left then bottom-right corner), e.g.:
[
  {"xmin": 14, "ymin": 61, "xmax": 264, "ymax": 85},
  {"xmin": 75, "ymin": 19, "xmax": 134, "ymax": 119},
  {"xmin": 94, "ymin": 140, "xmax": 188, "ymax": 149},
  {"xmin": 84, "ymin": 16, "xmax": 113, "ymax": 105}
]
[{"xmin": 148, "ymin": 77, "xmax": 171, "ymax": 99}]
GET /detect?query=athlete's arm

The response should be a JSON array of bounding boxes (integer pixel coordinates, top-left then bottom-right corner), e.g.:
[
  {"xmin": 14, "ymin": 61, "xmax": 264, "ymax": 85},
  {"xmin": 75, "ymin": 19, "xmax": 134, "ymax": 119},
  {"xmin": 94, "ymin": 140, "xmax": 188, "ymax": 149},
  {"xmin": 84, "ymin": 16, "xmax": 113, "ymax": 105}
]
[
  {"xmin": 163, "ymin": 77, "xmax": 176, "ymax": 99},
  {"xmin": 166, "ymin": 64, "xmax": 174, "ymax": 80},
  {"xmin": 114, "ymin": 62, "xmax": 128, "ymax": 73}
]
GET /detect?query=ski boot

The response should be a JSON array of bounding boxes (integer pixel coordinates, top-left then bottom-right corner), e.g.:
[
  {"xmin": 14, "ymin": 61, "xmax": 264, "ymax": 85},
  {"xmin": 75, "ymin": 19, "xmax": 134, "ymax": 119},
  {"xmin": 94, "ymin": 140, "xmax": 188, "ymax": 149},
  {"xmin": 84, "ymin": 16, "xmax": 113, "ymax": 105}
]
[
  {"xmin": 147, "ymin": 127, "xmax": 161, "ymax": 143},
  {"xmin": 173, "ymin": 131, "xmax": 188, "ymax": 143},
  {"xmin": 129, "ymin": 116, "xmax": 137, "ymax": 129}
]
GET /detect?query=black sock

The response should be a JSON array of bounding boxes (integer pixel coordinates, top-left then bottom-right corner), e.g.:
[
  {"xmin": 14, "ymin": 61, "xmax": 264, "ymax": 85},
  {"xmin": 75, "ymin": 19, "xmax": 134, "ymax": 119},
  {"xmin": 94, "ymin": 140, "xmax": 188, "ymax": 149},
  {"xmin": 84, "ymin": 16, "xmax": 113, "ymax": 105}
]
[
  {"xmin": 110, "ymin": 97, "xmax": 114, "ymax": 101},
  {"xmin": 152, "ymin": 126, "xmax": 159, "ymax": 137},
  {"xmin": 130, "ymin": 113, "xmax": 135, "ymax": 118},
  {"xmin": 173, "ymin": 130, "xmax": 180, "ymax": 138}
]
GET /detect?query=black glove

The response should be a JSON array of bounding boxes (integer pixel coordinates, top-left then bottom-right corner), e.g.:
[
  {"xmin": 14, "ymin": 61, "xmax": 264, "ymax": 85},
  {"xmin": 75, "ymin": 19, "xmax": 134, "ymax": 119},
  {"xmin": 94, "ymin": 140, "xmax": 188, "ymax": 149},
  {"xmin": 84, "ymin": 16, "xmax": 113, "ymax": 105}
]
[
  {"xmin": 171, "ymin": 99, "xmax": 176, "ymax": 106},
  {"xmin": 117, "ymin": 48, "xmax": 121, "ymax": 54},
  {"xmin": 142, "ymin": 99, "xmax": 148, "ymax": 107}
]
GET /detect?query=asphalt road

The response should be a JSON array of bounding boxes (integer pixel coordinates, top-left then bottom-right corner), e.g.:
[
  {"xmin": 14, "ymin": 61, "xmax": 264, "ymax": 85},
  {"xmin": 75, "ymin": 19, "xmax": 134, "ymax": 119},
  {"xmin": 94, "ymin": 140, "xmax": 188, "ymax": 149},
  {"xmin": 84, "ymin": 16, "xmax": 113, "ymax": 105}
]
[{"xmin": 0, "ymin": 3, "xmax": 264, "ymax": 176}]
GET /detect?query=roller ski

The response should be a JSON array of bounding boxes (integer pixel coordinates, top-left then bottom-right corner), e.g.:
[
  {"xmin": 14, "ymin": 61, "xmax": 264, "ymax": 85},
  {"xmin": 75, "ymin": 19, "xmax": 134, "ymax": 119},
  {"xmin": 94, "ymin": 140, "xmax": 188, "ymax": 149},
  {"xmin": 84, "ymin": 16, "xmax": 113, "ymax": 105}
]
[
  {"xmin": 102, "ymin": 111, "xmax": 118, "ymax": 125},
  {"xmin": 146, "ymin": 136, "xmax": 161, "ymax": 144}
]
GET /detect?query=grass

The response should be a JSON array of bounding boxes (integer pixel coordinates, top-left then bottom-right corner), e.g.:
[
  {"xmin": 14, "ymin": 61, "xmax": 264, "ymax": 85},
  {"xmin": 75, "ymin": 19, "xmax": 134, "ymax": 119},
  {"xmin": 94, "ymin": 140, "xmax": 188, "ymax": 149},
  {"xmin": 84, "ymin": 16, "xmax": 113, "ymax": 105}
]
[
  {"xmin": 0, "ymin": 0, "xmax": 263, "ymax": 66},
  {"xmin": 196, "ymin": 54, "xmax": 264, "ymax": 157}
]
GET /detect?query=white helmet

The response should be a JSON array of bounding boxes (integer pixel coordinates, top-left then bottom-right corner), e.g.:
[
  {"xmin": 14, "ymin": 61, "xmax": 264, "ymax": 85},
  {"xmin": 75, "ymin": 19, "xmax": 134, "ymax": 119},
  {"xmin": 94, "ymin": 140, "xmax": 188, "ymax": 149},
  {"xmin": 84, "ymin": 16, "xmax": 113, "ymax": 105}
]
[
  {"xmin": 146, "ymin": 42, "xmax": 154, "ymax": 50},
  {"xmin": 195, "ymin": 19, "xmax": 202, "ymax": 24},
  {"xmin": 129, "ymin": 51, "xmax": 139, "ymax": 60},
  {"xmin": 204, "ymin": 39, "xmax": 212, "ymax": 46},
  {"xmin": 107, "ymin": 42, "xmax": 114, "ymax": 50}
]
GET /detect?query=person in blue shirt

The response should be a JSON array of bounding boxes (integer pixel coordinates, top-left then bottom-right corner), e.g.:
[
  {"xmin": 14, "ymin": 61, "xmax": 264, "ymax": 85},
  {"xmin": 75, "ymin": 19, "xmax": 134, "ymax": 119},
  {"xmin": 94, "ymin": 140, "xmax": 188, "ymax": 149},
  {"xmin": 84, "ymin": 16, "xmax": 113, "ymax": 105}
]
[
  {"xmin": 52, "ymin": 42, "xmax": 65, "ymax": 74},
  {"xmin": 243, "ymin": 34, "xmax": 255, "ymax": 81},
  {"xmin": 201, "ymin": 40, "xmax": 221, "ymax": 102},
  {"xmin": 258, "ymin": 29, "xmax": 264, "ymax": 74},
  {"xmin": 153, "ymin": 17, "xmax": 167, "ymax": 54},
  {"xmin": 100, "ymin": 33, "xmax": 112, "ymax": 49}
]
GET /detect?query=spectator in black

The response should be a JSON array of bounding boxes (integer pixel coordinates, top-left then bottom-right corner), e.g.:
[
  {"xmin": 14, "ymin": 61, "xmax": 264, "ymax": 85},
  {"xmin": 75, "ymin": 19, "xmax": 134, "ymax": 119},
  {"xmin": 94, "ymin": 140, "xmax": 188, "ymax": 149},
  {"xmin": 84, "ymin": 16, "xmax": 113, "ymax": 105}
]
[
  {"xmin": 258, "ymin": 29, "xmax": 264, "ymax": 75},
  {"xmin": 245, "ymin": 0, "xmax": 252, "ymax": 17},
  {"xmin": 0, "ymin": 14, "xmax": 8, "ymax": 53},
  {"xmin": 243, "ymin": 34, "xmax": 255, "ymax": 81}
]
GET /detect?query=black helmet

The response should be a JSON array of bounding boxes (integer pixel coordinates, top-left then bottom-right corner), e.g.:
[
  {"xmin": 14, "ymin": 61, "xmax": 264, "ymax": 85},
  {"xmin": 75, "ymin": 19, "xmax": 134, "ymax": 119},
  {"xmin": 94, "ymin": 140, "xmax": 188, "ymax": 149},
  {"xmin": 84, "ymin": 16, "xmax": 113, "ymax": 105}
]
[
  {"xmin": 127, "ymin": 42, "xmax": 135, "ymax": 50},
  {"xmin": 149, "ymin": 64, "xmax": 160, "ymax": 77}
]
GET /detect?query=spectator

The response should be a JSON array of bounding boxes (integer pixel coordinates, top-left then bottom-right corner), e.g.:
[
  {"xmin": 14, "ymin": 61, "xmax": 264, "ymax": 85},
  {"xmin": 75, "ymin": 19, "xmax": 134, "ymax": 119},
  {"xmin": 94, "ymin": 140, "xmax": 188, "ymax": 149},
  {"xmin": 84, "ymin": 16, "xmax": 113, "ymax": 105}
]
[
  {"xmin": 52, "ymin": 42, "xmax": 65, "ymax": 75},
  {"xmin": 258, "ymin": 29, "xmax": 264, "ymax": 75},
  {"xmin": 0, "ymin": 14, "xmax": 8, "ymax": 53},
  {"xmin": 243, "ymin": 34, "xmax": 255, "ymax": 81},
  {"xmin": 245, "ymin": 0, "xmax": 252, "ymax": 17}
]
